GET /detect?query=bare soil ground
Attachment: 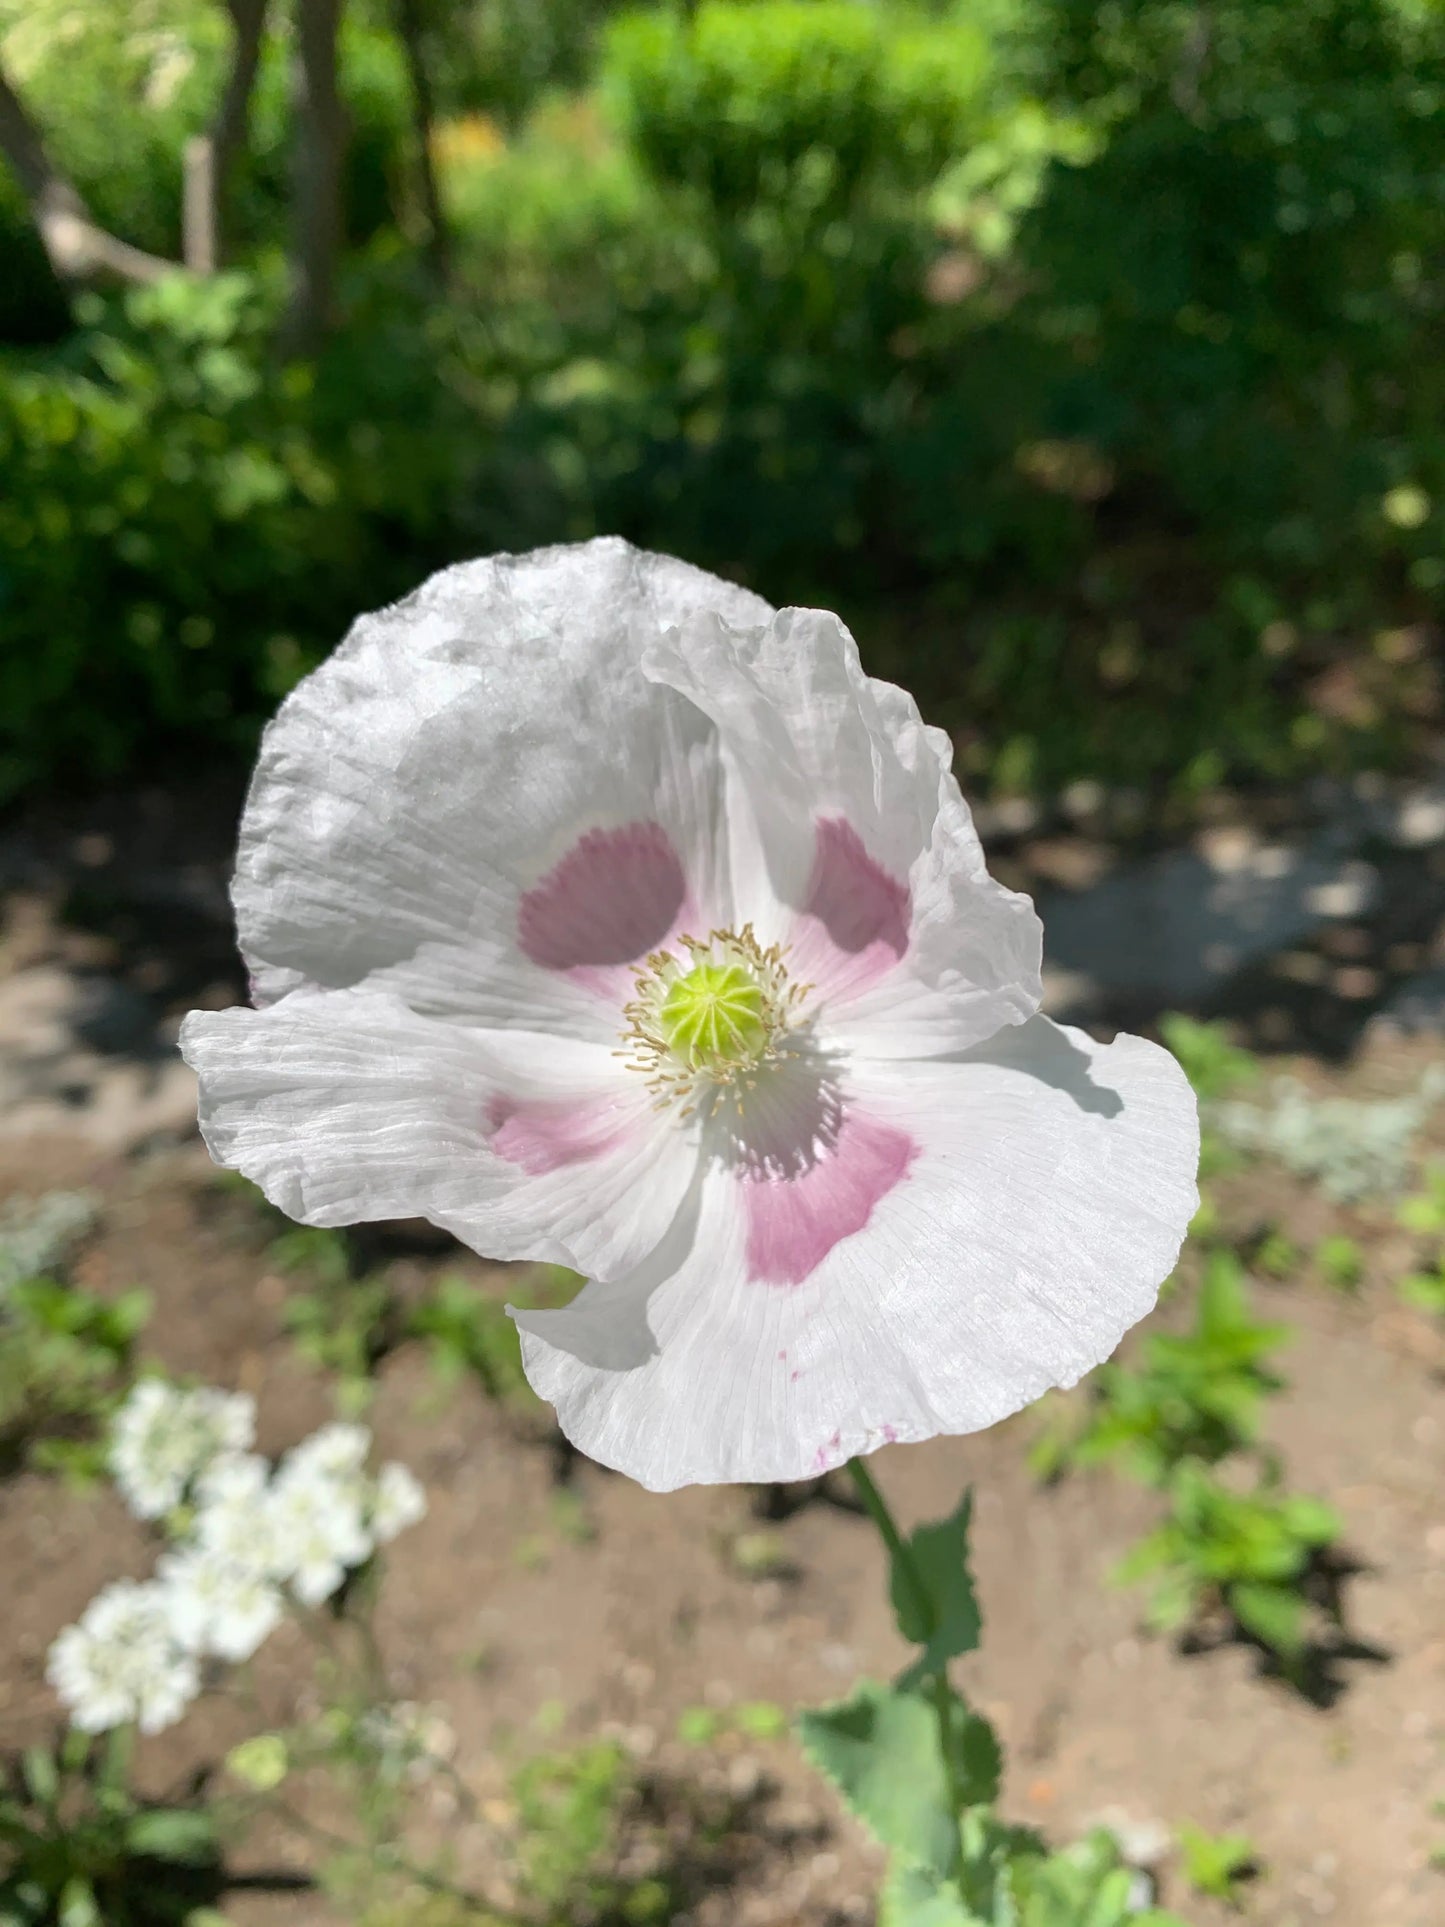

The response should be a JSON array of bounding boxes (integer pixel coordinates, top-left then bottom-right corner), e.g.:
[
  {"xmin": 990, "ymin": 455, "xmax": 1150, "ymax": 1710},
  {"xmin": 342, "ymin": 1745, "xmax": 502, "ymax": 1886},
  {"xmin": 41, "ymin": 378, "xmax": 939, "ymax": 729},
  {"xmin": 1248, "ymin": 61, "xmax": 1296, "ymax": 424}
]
[{"xmin": 1, "ymin": 781, "xmax": 1444, "ymax": 1926}]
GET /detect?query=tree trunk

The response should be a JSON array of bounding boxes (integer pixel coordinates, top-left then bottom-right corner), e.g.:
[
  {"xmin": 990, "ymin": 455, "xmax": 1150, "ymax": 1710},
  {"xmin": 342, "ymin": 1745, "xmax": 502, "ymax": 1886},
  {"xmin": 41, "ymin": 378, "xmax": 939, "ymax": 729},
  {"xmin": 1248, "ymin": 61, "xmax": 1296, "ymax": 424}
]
[
  {"xmin": 0, "ymin": 58, "xmax": 176, "ymax": 289},
  {"xmin": 283, "ymin": 0, "xmax": 348, "ymax": 354},
  {"xmin": 184, "ymin": 0, "xmax": 270, "ymax": 272},
  {"xmin": 393, "ymin": 0, "xmax": 449, "ymax": 282}
]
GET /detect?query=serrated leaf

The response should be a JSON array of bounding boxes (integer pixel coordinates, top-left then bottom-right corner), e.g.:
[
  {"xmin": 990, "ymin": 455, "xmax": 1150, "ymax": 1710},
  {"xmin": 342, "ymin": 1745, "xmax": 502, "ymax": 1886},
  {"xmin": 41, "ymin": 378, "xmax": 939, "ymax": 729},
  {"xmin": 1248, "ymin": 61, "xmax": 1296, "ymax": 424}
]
[
  {"xmin": 798, "ymin": 1682, "xmax": 960, "ymax": 1873},
  {"xmin": 947, "ymin": 1710, "xmax": 1003, "ymax": 1809},
  {"xmin": 881, "ymin": 1858, "xmax": 985, "ymax": 1927},
  {"xmin": 1229, "ymin": 1580, "xmax": 1306, "ymax": 1656},
  {"xmin": 891, "ymin": 1493, "xmax": 982, "ymax": 1681}
]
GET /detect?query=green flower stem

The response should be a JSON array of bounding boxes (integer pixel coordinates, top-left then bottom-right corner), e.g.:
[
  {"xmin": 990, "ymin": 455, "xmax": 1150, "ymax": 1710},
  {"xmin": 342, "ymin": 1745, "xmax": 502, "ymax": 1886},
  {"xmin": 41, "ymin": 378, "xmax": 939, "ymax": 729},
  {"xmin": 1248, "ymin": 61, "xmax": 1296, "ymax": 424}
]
[
  {"xmin": 100, "ymin": 1723, "xmax": 135, "ymax": 1800},
  {"xmin": 846, "ymin": 1456, "xmax": 967, "ymax": 1826}
]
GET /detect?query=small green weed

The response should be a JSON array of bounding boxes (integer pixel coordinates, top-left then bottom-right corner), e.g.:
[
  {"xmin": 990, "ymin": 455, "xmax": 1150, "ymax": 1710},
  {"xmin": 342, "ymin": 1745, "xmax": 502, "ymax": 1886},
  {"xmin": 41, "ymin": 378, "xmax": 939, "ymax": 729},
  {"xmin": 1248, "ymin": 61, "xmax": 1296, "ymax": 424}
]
[
  {"xmin": 1252, "ymin": 1228, "xmax": 1300, "ymax": 1281},
  {"xmin": 722, "ymin": 1528, "xmax": 794, "ymax": 1579},
  {"xmin": 1176, "ymin": 1820, "xmax": 1258, "ymax": 1907},
  {"xmin": 1429, "ymin": 1797, "xmax": 1445, "ymax": 1872},
  {"xmin": 1398, "ymin": 1167, "xmax": 1445, "ymax": 1315},
  {"xmin": 1117, "ymin": 1461, "xmax": 1340, "ymax": 1664},
  {"xmin": 509, "ymin": 1741, "xmax": 673, "ymax": 1924},
  {"xmin": 1315, "ymin": 1235, "xmax": 1363, "ymax": 1294},
  {"xmin": 1003, "ymin": 1825, "xmax": 1187, "ymax": 1926},
  {"xmin": 1400, "ymin": 1164, "xmax": 1445, "ymax": 1235},
  {"xmin": 0, "ymin": 1275, "xmax": 149, "ymax": 1480},
  {"xmin": 0, "ymin": 1730, "xmax": 221, "ymax": 1926},
  {"xmin": 1030, "ymin": 1251, "xmax": 1288, "ymax": 1486},
  {"xmin": 409, "ymin": 1275, "xmax": 531, "ymax": 1405},
  {"xmin": 676, "ymin": 1700, "xmax": 787, "ymax": 1746},
  {"xmin": 1159, "ymin": 1015, "xmax": 1258, "ymax": 1103},
  {"xmin": 1400, "ymin": 1268, "xmax": 1445, "ymax": 1316},
  {"xmin": 270, "ymin": 1227, "xmax": 397, "ymax": 1413}
]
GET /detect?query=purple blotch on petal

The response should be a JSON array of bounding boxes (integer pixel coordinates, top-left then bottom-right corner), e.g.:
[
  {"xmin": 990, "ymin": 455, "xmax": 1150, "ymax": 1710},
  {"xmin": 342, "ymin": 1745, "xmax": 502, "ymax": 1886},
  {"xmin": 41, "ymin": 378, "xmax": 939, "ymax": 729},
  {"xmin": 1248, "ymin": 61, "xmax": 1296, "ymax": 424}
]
[
  {"xmin": 802, "ymin": 817, "xmax": 909, "ymax": 958},
  {"xmin": 743, "ymin": 1109, "xmax": 916, "ymax": 1286},
  {"xmin": 488, "ymin": 1094, "xmax": 630, "ymax": 1176},
  {"xmin": 518, "ymin": 822, "xmax": 687, "ymax": 970}
]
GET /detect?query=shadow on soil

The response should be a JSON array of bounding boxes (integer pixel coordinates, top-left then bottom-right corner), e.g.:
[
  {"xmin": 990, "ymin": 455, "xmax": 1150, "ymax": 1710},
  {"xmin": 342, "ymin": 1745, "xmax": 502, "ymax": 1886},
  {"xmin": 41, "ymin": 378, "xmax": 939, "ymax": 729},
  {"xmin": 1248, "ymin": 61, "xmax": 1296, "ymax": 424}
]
[{"xmin": 1180, "ymin": 1548, "xmax": 1392, "ymax": 1710}]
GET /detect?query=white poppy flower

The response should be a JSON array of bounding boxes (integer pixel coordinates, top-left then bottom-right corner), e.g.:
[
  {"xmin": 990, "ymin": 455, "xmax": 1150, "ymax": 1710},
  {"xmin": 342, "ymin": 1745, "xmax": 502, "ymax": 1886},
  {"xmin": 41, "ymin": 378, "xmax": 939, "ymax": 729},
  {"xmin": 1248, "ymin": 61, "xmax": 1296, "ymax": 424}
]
[
  {"xmin": 47, "ymin": 1580, "xmax": 199, "ymax": 1735},
  {"xmin": 181, "ymin": 538, "xmax": 1198, "ymax": 1492}
]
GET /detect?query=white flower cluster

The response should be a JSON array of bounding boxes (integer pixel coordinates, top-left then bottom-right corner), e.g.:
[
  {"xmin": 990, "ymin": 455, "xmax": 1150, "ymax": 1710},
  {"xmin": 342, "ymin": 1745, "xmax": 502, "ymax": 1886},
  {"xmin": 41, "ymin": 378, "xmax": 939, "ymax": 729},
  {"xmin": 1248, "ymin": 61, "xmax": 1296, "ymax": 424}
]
[
  {"xmin": 110, "ymin": 1379, "xmax": 256, "ymax": 1519},
  {"xmin": 47, "ymin": 1580, "xmax": 199, "ymax": 1736},
  {"xmin": 48, "ymin": 1387, "xmax": 427, "ymax": 1736}
]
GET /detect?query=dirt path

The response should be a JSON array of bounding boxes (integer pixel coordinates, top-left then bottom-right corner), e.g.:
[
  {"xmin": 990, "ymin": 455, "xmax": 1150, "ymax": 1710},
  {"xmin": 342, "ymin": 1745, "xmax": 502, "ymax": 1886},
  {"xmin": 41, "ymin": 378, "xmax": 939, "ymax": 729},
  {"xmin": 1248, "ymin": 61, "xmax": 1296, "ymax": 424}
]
[{"xmin": 1, "ymin": 1096, "xmax": 1442, "ymax": 1925}]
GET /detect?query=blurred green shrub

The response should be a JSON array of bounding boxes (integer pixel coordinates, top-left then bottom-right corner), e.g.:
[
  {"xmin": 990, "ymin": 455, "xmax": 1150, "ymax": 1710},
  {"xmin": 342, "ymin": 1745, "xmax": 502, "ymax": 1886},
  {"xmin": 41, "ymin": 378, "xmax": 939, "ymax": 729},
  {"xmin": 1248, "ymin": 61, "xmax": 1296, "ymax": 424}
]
[
  {"xmin": 4, "ymin": 0, "xmax": 1445, "ymax": 801},
  {"xmin": 606, "ymin": 1, "xmax": 990, "ymax": 213},
  {"xmin": 582, "ymin": 3, "xmax": 1000, "ymax": 584},
  {"xmin": 0, "ymin": 267, "xmax": 552, "ymax": 800},
  {"xmin": 0, "ymin": 0, "xmax": 415, "ymax": 331}
]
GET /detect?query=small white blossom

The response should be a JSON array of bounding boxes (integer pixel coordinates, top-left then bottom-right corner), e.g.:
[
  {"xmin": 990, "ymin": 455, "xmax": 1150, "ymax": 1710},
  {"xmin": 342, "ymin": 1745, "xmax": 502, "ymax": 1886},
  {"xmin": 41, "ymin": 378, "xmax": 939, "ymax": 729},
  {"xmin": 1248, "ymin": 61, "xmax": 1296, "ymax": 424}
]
[
  {"xmin": 193, "ymin": 1451, "xmax": 290, "ymax": 1579},
  {"xmin": 270, "ymin": 1448, "xmax": 374, "ymax": 1607},
  {"xmin": 47, "ymin": 1580, "xmax": 198, "ymax": 1734},
  {"xmin": 285, "ymin": 1421, "xmax": 371, "ymax": 1485},
  {"xmin": 371, "ymin": 1461, "xmax": 427, "ymax": 1544},
  {"xmin": 157, "ymin": 1545, "xmax": 284, "ymax": 1663},
  {"xmin": 110, "ymin": 1380, "xmax": 255, "ymax": 1521}
]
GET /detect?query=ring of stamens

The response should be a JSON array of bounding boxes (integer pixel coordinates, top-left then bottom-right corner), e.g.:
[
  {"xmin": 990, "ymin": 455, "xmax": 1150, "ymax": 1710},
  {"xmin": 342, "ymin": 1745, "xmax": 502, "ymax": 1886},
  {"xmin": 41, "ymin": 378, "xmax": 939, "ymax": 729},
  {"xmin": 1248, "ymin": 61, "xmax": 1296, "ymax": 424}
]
[{"xmin": 618, "ymin": 924, "xmax": 811, "ymax": 1113}]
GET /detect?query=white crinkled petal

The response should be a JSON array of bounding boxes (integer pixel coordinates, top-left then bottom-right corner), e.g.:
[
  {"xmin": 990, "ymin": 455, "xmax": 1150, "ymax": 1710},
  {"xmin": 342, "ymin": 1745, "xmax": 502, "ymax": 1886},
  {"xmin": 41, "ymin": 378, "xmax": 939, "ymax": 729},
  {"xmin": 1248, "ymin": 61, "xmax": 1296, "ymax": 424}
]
[
  {"xmin": 642, "ymin": 606, "xmax": 1042, "ymax": 1055},
  {"xmin": 236, "ymin": 538, "xmax": 772, "ymax": 1033},
  {"xmin": 181, "ymin": 988, "xmax": 698, "ymax": 1280},
  {"xmin": 513, "ymin": 1018, "xmax": 1198, "ymax": 1489}
]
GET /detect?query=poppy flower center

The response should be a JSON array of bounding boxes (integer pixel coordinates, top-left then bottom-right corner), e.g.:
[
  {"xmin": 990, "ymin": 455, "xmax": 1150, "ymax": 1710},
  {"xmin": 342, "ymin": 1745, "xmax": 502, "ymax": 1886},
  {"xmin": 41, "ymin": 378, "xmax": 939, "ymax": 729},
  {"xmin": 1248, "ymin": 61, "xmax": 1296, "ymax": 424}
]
[
  {"xmin": 620, "ymin": 925, "xmax": 812, "ymax": 1109},
  {"xmin": 661, "ymin": 961, "xmax": 768, "ymax": 1071}
]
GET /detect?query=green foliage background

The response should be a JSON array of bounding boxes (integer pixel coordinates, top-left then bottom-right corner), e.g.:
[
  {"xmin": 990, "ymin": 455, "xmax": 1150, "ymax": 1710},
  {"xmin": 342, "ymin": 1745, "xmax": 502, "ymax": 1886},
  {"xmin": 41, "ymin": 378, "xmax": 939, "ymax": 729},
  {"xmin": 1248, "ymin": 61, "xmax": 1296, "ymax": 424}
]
[{"xmin": 1, "ymin": 0, "xmax": 1443, "ymax": 803}]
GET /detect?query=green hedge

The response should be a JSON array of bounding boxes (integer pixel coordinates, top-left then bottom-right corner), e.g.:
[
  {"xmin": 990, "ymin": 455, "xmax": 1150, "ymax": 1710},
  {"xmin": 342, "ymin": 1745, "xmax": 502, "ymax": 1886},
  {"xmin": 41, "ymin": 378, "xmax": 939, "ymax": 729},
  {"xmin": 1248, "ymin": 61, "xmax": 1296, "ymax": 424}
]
[{"xmin": 3, "ymin": 0, "xmax": 1443, "ymax": 804}]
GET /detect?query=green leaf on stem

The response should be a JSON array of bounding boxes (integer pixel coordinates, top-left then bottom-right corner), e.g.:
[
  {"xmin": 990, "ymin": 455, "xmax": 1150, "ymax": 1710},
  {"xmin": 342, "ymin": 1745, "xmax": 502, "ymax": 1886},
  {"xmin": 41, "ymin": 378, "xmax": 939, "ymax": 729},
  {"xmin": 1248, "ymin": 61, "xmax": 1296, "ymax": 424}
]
[
  {"xmin": 890, "ymin": 1494, "xmax": 982, "ymax": 1682},
  {"xmin": 799, "ymin": 1683, "xmax": 960, "ymax": 1873},
  {"xmin": 880, "ymin": 1859, "xmax": 981, "ymax": 1927},
  {"xmin": 798, "ymin": 1680, "xmax": 999, "ymax": 1874}
]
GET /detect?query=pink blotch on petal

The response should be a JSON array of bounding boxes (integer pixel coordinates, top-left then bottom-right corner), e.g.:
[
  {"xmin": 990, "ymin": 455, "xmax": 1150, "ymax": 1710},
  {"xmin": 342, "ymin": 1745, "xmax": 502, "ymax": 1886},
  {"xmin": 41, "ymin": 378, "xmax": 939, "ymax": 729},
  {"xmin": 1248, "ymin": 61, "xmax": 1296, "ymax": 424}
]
[
  {"xmin": 487, "ymin": 1094, "xmax": 631, "ymax": 1176},
  {"xmin": 518, "ymin": 823, "xmax": 687, "ymax": 973},
  {"xmin": 788, "ymin": 817, "xmax": 910, "ymax": 1000},
  {"xmin": 743, "ymin": 1109, "xmax": 916, "ymax": 1286}
]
